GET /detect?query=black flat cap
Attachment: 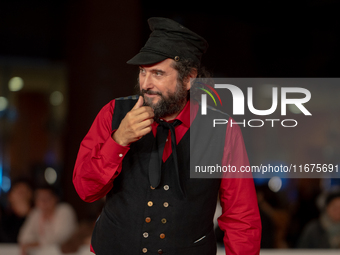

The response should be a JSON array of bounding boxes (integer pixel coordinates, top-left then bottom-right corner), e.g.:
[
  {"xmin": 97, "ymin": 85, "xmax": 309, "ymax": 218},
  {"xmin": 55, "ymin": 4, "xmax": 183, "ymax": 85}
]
[{"xmin": 127, "ymin": 17, "xmax": 208, "ymax": 66}]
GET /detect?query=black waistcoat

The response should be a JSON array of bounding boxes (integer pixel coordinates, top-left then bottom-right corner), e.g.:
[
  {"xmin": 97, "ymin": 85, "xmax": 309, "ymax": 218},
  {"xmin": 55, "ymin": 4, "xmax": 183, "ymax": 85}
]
[{"xmin": 91, "ymin": 96, "xmax": 228, "ymax": 255}]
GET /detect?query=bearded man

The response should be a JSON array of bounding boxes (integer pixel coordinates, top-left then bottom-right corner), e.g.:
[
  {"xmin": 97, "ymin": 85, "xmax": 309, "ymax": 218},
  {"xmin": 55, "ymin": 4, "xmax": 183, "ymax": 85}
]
[{"xmin": 73, "ymin": 17, "xmax": 261, "ymax": 255}]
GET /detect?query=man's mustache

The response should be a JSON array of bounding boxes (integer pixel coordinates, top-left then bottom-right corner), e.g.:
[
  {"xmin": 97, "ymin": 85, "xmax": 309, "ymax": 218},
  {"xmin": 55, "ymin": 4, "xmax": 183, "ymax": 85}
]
[{"xmin": 141, "ymin": 89, "xmax": 162, "ymax": 96}]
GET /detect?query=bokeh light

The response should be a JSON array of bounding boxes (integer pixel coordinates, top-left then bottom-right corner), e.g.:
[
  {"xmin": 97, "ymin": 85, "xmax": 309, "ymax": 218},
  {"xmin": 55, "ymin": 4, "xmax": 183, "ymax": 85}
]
[
  {"xmin": 50, "ymin": 91, "xmax": 64, "ymax": 106},
  {"xmin": 8, "ymin": 77, "xmax": 24, "ymax": 92},
  {"xmin": 268, "ymin": 176, "xmax": 282, "ymax": 193},
  {"xmin": 0, "ymin": 97, "xmax": 8, "ymax": 111},
  {"xmin": 44, "ymin": 167, "xmax": 57, "ymax": 184}
]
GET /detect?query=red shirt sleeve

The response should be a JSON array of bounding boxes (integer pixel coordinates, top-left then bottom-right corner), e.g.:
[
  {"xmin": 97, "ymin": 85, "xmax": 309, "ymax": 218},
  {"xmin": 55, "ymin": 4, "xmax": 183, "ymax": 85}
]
[
  {"xmin": 218, "ymin": 117, "xmax": 262, "ymax": 255},
  {"xmin": 73, "ymin": 100, "xmax": 130, "ymax": 202}
]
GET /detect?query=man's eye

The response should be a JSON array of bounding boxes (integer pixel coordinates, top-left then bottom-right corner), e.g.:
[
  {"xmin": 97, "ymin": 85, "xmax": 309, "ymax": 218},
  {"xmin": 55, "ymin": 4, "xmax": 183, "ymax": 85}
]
[
  {"xmin": 139, "ymin": 68, "xmax": 145, "ymax": 74},
  {"xmin": 155, "ymin": 71, "xmax": 163, "ymax": 76}
]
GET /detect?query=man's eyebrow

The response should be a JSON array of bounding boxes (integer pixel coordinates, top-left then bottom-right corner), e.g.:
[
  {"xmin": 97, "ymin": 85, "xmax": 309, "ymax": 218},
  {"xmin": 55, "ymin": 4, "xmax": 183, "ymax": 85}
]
[
  {"xmin": 139, "ymin": 66, "xmax": 166, "ymax": 73},
  {"xmin": 150, "ymin": 69, "xmax": 165, "ymax": 73}
]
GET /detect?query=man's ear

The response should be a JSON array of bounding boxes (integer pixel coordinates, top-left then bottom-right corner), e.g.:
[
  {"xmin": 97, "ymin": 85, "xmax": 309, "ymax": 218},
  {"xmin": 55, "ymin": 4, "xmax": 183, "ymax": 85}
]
[{"xmin": 184, "ymin": 68, "xmax": 198, "ymax": 90}]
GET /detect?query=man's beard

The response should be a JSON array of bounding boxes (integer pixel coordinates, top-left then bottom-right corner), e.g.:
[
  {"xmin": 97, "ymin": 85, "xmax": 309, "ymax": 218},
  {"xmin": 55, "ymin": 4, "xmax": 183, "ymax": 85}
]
[{"xmin": 135, "ymin": 81, "xmax": 188, "ymax": 121}]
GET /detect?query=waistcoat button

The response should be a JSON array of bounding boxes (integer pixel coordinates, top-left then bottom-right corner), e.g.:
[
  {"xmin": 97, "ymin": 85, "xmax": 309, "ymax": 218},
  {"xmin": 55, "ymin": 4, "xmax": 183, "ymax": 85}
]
[
  {"xmin": 145, "ymin": 217, "xmax": 151, "ymax": 223},
  {"xmin": 164, "ymin": 185, "xmax": 169, "ymax": 190},
  {"xmin": 163, "ymin": 202, "xmax": 169, "ymax": 207},
  {"xmin": 148, "ymin": 201, "xmax": 153, "ymax": 207},
  {"xmin": 161, "ymin": 218, "xmax": 167, "ymax": 224},
  {"xmin": 158, "ymin": 249, "xmax": 163, "ymax": 254},
  {"xmin": 160, "ymin": 233, "xmax": 165, "ymax": 239},
  {"xmin": 143, "ymin": 232, "xmax": 149, "ymax": 238},
  {"xmin": 142, "ymin": 248, "xmax": 147, "ymax": 253}
]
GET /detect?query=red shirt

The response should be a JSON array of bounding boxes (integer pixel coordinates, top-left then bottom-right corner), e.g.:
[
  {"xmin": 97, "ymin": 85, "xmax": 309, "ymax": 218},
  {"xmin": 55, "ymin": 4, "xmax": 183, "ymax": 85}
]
[{"xmin": 73, "ymin": 99, "xmax": 261, "ymax": 255}]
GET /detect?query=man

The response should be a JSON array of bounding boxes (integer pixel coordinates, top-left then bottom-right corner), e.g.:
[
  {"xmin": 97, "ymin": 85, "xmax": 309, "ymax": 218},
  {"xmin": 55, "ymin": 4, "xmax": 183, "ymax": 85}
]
[{"xmin": 73, "ymin": 17, "xmax": 261, "ymax": 255}]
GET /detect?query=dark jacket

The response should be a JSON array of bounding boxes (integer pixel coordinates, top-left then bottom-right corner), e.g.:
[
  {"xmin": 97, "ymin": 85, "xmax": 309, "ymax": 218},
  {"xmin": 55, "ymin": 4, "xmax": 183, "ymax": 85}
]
[{"xmin": 91, "ymin": 96, "xmax": 228, "ymax": 255}]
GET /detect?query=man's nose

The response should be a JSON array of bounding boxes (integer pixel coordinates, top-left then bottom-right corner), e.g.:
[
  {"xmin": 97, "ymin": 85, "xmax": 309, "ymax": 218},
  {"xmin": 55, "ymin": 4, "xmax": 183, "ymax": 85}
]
[{"xmin": 139, "ymin": 73, "xmax": 153, "ymax": 90}]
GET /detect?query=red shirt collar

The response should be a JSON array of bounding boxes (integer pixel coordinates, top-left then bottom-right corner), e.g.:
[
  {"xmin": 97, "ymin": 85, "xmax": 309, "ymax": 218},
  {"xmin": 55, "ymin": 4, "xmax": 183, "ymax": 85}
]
[
  {"xmin": 173, "ymin": 99, "xmax": 191, "ymax": 128},
  {"xmin": 151, "ymin": 99, "xmax": 198, "ymax": 136}
]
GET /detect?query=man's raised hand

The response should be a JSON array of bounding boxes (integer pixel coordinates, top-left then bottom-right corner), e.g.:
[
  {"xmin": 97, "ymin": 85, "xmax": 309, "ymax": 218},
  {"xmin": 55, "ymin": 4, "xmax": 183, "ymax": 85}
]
[{"xmin": 113, "ymin": 96, "xmax": 154, "ymax": 146}]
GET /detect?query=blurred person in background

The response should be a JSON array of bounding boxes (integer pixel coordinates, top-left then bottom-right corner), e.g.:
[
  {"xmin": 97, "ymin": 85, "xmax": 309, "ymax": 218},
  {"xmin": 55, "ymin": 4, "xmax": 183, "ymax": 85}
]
[
  {"xmin": 297, "ymin": 191, "xmax": 340, "ymax": 248},
  {"xmin": 18, "ymin": 185, "xmax": 77, "ymax": 255},
  {"xmin": 0, "ymin": 178, "xmax": 33, "ymax": 243}
]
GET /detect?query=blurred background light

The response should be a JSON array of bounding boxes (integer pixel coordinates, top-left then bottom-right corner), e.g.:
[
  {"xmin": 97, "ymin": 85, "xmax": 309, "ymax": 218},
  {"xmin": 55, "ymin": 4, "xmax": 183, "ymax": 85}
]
[
  {"xmin": 1, "ymin": 176, "xmax": 11, "ymax": 193},
  {"xmin": 8, "ymin": 76, "xmax": 24, "ymax": 92},
  {"xmin": 44, "ymin": 167, "xmax": 57, "ymax": 184},
  {"xmin": 0, "ymin": 97, "xmax": 9, "ymax": 111},
  {"xmin": 50, "ymin": 91, "xmax": 64, "ymax": 106},
  {"xmin": 268, "ymin": 176, "xmax": 282, "ymax": 192}
]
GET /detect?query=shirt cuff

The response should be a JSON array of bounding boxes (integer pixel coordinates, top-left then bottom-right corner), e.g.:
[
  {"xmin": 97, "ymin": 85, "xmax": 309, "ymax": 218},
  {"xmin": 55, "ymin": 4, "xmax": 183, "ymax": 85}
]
[{"xmin": 100, "ymin": 130, "xmax": 130, "ymax": 163}]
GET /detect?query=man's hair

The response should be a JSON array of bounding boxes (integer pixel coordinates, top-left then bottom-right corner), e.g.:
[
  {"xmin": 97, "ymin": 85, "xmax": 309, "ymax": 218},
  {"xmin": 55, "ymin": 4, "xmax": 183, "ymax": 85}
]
[
  {"xmin": 171, "ymin": 59, "xmax": 211, "ymax": 100},
  {"xmin": 171, "ymin": 59, "xmax": 210, "ymax": 82}
]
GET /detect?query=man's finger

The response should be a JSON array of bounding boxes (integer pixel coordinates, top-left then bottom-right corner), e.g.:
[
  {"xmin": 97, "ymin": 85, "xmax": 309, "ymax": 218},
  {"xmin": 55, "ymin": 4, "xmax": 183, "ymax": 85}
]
[
  {"xmin": 136, "ymin": 118, "xmax": 154, "ymax": 131},
  {"xmin": 129, "ymin": 104, "xmax": 154, "ymax": 123},
  {"xmin": 132, "ymin": 96, "xmax": 144, "ymax": 110},
  {"xmin": 134, "ymin": 109, "xmax": 154, "ymax": 122},
  {"xmin": 138, "ymin": 125, "xmax": 153, "ymax": 137}
]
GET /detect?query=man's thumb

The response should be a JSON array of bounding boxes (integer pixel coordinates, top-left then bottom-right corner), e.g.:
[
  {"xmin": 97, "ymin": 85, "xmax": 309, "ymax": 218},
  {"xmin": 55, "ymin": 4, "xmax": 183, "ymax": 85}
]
[{"xmin": 133, "ymin": 96, "xmax": 144, "ymax": 109}]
